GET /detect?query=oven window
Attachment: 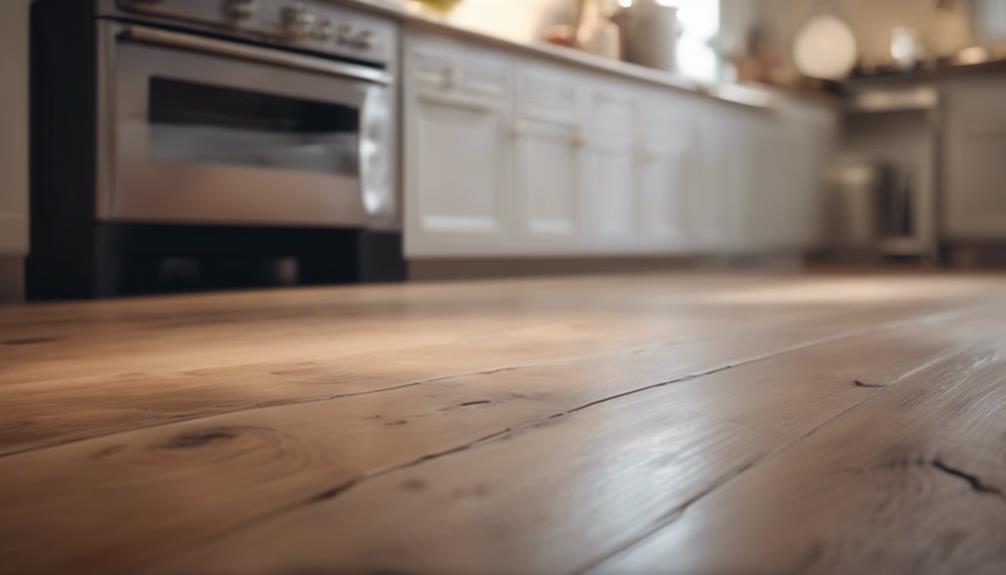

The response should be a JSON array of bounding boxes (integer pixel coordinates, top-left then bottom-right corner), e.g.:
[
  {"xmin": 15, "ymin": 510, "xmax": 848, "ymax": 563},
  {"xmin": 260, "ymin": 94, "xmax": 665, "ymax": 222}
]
[{"xmin": 148, "ymin": 77, "xmax": 359, "ymax": 176}]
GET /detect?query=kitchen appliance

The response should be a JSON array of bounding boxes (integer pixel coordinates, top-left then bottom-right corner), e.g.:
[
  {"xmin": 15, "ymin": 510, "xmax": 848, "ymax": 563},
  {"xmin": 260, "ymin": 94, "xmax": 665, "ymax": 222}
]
[
  {"xmin": 827, "ymin": 159, "xmax": 912, "ymax": 252},
  {"xmin": 575, "ymin": 0, "xmax": 621, "ymax": 60},
  {"xmin": 30, "ymin": 0, "xmax": 403, "ymax": 299}
]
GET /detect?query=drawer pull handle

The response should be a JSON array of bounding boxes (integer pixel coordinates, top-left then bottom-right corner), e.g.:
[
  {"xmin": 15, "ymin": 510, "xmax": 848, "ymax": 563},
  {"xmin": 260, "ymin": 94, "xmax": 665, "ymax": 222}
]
[{"xmin": 444, "ymin": 65, "xmax": 465, "ymax": 87}]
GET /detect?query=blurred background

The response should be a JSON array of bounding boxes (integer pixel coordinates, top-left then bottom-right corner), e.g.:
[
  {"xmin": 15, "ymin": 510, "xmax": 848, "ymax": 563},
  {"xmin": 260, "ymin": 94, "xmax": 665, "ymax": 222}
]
[{"xmin": 5, "ymin": 0, "xmax": 1006, "ymax": 301}]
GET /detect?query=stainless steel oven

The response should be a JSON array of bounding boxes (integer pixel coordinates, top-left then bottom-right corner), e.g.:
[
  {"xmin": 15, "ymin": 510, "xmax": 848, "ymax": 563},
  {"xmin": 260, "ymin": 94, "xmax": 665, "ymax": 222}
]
[
  {"xmin": 96, "ymin": 0, "xmax": 399, "ymax": 229},
  {"xmin": 29, "ymin": 0, "xmax": 404, "ymax": 299}
]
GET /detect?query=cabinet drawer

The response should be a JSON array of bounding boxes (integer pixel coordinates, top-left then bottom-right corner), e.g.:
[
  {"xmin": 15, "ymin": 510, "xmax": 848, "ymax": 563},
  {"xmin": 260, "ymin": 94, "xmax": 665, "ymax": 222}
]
[
  {"xmin": 516, "ymin": 63, "xmax": 580, "ymax": 125},
  {"xmin": 408, "ymin": 34, "xmax": 511, "ymax": 101},
  {"xmin": 588, "ymin": 84, "xmax": 635, "ymax": 134}
]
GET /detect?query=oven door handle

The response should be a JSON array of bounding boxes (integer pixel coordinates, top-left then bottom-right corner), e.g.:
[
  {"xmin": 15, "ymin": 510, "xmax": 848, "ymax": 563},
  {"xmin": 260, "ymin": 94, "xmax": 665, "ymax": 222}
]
[{"xmin": 120, "ymin": 25, "xmax": 393, "ymax": 86}]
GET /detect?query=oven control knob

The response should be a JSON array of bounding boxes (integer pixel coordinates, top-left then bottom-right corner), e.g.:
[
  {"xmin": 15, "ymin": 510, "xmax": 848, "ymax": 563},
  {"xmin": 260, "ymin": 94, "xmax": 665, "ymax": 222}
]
[
  {"xmin": 224, "ymin": 0, "xmax": 257, "ymax": 20},
  {"xmin": 314, "ymin": 19, "xmax": 335, "ymax": 41},
  {"xmin": 336, "ymin": 25, "xmax": 354, "ymax": 45},
  {"xmin": 356, "ymin": 30, "xmax": 376, "ymax": 50},
  {"xmin": 337, "ymin": 27, "xmax": 377, "ymax": 50},
  {"xmin": 283, "ymin": 5, "xmax": 317, "ymax": 40}
]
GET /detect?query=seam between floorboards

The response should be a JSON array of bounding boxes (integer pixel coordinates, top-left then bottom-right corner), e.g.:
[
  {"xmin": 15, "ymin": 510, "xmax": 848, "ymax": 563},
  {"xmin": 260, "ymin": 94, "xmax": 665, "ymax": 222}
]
[
  {"xmin": 142, "ymin": 306, "xmax": 983, "ymax": 571},
  {"xmin": 0, "ymin": 331, "xmax": 739, "ymax": 459},
  {"xmin": 570, "ymin": 345, "xmax": 972, "ymax": 575},
  {"xmin": 2, "ymin": 303, "xmax": 947, "ymax": 459}
]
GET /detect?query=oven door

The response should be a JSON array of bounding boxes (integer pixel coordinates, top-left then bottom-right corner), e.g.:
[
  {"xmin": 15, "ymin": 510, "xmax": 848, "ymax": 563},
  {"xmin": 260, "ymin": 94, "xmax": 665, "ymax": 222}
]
[{"xmin": 97, "ymin": 22, "xmax": 396, "ymax": 228}]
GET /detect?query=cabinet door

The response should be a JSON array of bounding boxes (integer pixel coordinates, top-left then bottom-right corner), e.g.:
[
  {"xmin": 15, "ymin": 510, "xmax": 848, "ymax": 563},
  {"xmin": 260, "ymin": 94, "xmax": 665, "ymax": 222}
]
[
  {"xmin": 584, "ymin": 133, "xmax": 636, "ymax": 248},
  {"xmin": 945, "ymin": 78, "xmax": 1006, "ymax": 239},
  {"xmin": 513, "ymin": 63, "xmax": 583, "ymax": 251},
  {"xmin": 693, "ymin": 114, "xmax": 747, "ymax": 253},
  {"xmin": 747, "ymin": 124, "xmax": 788, "ymax": 251},
  {"xmin": 406, "ymin": 93, "xmax": 511, "ymax": 255},
  {"xmin": 514, "ymin": 120, "xmax": 582, "ymax": 248},
  {"xmin": 778, "ymin": 126, "xmax": 820, "ymax": 248},
  {"xmin": 583, "ymin": 83, "xmax": 636, "ymax": 250},
  {"xmin": 750, "ymin": 122, "xmax": 815, "ymax": 253},
  {"xmin": 720, "ymin": 131, "xmax": 753, "ymax": 253},
  {"xmin": 637, "ymin": 138, "xmax": 690, "ymax": 249}
]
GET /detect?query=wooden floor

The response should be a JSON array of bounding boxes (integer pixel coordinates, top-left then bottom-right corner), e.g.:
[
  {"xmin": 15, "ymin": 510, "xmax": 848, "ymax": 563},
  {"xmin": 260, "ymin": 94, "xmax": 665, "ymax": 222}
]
[{"xmin": 2, "ymin": 271, "xmax": 1006, "ymax": 574}]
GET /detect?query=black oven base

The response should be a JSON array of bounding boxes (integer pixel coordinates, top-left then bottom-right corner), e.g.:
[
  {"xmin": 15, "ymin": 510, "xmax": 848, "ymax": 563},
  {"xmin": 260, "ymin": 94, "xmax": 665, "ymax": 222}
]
[{"xmin": 29, "ymin": 223, "xmax": 405, "ymax": 300}]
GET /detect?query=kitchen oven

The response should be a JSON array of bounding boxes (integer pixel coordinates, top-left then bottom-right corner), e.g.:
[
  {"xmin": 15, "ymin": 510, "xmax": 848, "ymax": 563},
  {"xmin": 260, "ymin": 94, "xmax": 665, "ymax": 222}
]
[{"xmin": 31, "ymin": 0, "xmax": 404, "ymax": 298}]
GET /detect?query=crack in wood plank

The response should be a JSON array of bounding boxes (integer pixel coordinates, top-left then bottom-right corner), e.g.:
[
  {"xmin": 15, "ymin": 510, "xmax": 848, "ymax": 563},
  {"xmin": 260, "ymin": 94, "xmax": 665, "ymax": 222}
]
[
  {"xmin": 4, "ymin": 305, "xmax": 972, "ymax": 461},
  {"xmin": 931, "ymin": 458, "xmax": 1005, "ymax": 499},
  {"xmin": 575, "ymin": 346, "xmax": 971, "ymax": 574},
  {"xmin": 147, "ymin": 317, "xmax": 979, "ymax": 572}
]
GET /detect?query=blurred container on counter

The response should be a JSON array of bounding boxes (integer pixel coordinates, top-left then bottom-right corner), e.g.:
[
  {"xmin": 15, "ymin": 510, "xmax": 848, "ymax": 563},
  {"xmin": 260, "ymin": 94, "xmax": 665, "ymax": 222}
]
[
  {"xmin": 612, "ymin": 0, "xmax": 681, "ymax": 72},
  {"xmin": 577, "ymin": 0, "xmax": 621, "ymax": 59},
  {"xmin": 890, "ymin": 27, "xmax": 925, "ymax": 71}
]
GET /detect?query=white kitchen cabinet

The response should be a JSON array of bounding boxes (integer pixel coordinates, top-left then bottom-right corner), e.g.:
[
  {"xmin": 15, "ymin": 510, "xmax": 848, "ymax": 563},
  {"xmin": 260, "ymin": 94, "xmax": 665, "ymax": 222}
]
[
  {"xmin": 780, "ymin": 124, "xmax": 823, "ymax": 248},
  {"xmin": 750, "ymin": 124, "xmax": 792, "ymax": 251},
  {"xmin": 583, "ymin": 84, "xmax": 637, "ymax": 250},
  {"xmin": 404, "ymin": 34, "xmax": 514, "ymax": 256},
  {"xmin": 692, "ymin": 113, "xmax": 732, "ymax": 252},
  {"xmin": 636, "ymin": 138, "xmax": 690, "ymax": 249},
  {"xmin": 584, "ymin": 133, "xmax": 637, "ymax": 249},
  {"xmin": 738, "ymin": 106, "xmax": 829, "ymax": 254},
  {"xmin": 409, "ymin": 94, "xmax": 511, "ymax": 246},
  {"xmin": 512, "ymin": 63, "xmax": 584, "ymax": 250},
  {"xmin": 944, "ymin": 77, "xmax": 1006, "ymax": 240},
  {"xmin": 718, "ymin": 129, "xmax": 756, "ymax": 253},
  {"xmin": 514, "ymin": 119, "xmax": 583, "ymax": 248},
  {"xmin": 636, "ymin": 96, "xmax": 695, "ymax": 251},
  {"xmin": 402, "ymin": 28, "xmax": 836, "ymax": 260}
]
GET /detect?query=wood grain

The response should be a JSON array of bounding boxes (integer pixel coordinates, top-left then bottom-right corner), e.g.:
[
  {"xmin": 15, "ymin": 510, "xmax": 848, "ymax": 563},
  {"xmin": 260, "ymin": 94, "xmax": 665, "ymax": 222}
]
[
  {"xmin": 593, "ymin": 346, "xmax": 1006, "ymax": 575},
  {"xmin": 138, "ymin": 307, "xmax": 1006, "ymax": 575},
  {"xmin": 1, "ymin": 273, "xmax": 1005, "ymax": 574},
  {"xmin": 2, "ymin": 273, "xmax": 982, "ymax": 454}
]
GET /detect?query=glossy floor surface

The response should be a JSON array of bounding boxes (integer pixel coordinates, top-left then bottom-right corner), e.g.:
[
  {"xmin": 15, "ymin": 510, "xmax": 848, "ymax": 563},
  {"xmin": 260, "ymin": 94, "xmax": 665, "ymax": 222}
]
[{"xmin": 2, "ymin": 272, "xmax": 1006, "ymax": 574}]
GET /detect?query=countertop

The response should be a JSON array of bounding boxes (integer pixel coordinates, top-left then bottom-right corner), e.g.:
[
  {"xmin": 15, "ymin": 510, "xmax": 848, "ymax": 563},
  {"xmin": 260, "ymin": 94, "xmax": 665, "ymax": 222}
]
[
  {"xmin": 843, "ymin": 57, "xmax": 1006, "ymax": 90},
  {"xmin": 329, "ymin": 0, "xmax": 836, "ymax": 111}
]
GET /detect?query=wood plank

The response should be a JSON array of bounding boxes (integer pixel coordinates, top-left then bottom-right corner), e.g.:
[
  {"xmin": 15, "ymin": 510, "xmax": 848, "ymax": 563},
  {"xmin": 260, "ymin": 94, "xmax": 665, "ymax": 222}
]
[
  {"xmin": 1, "ymin": 274, "xmax": 993, "ymax": 455},
  {"xmin": 593, "ymin": 344, "xmax": 1006, "ymax": 575},
  {"xmin": 3, "ymin": 274, "xmax": 804, "ymax": 453},
  {"xmin": 142, "ymin": 311, "xmax": 1006, "ymax": 575},
  {"xmin": 0, "ymin": 305, "xmax": 995, "ymax": 575},
  {"xmin": 3, "ymin": 272, "xmax": 987, "ymax": 385}
]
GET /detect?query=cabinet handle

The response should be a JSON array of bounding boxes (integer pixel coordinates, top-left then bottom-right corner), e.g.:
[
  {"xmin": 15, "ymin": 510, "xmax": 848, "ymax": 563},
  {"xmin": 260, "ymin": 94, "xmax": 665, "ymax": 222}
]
[{"xmin": 443, "ymin": 65, "xmax": 465, "ymax": 87}]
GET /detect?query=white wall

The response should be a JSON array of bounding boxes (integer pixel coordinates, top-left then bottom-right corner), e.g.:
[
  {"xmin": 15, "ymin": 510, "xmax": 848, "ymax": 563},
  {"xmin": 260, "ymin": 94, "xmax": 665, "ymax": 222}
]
[{"xmin": 0, "ymin": 0, "xmax": 30, "ymax": 257}]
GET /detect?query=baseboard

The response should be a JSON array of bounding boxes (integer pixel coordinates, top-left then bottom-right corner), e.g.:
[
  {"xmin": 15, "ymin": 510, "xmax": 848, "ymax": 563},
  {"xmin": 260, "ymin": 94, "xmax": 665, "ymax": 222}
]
[
  {"xmin": 0, "ymin": 256, "xmax": 25, "ymax": 302},
  {"xmin": 408, "ymin": 251, "xmax": 811, "ymax": 282}
]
